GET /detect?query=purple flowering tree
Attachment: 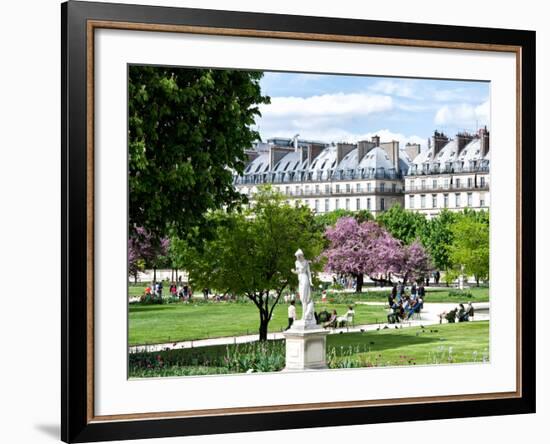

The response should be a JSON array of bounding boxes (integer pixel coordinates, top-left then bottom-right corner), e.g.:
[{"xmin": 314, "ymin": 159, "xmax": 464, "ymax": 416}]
[
  {"xmin": 128, "ymin": 226, "xmax": 170, "ymax": 283},
  {"xmin": 323, "ymin": 217, "xmax": 432, "ymax": 290},
  {"xmin": 394, "ymin": 240, "xmax": 433, "ymax": 284}
]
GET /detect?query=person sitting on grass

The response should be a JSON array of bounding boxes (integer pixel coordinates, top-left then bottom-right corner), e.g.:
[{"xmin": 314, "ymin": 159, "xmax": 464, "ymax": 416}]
[{"xmin": 323, "ymin": 309, "xmax": 338, "ymax": 328}]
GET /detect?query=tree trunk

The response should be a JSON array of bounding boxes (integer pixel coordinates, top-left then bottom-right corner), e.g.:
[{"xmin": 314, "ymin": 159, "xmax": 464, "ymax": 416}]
[
  {"xmin": 355, "ymin": 273, "xmax": 364, "ymax": 293},
  {"xmin": 258, "ymin": 316, "xmax": 269, "ymax": 341},
  {"xmin": 153, "ymin": 267, "xmax": 157, "ymax": 283},
  {"xmin": 476, "ymin": 276, "xmax": 480, "ymax": 287}
]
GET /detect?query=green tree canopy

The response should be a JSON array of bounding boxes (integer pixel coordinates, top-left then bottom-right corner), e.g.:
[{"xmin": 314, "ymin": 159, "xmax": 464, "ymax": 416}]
[
  {"xmin": 449, "ymin": 212, "xmax": 490, "ymax": 286},
  {"xmin": 128, "ymin": 66, "xmax": 270, "ymax": 240},
  {"xmin": 187, "ymin": 187, "xmax": 326, "ymax": 341},
  {"xmin": 422, "ymin": 209, "xmax": 457, "ymax": 271},
  {"xmin": 376, "ymin": 203, "xmax": 427, "ymax": 245}
]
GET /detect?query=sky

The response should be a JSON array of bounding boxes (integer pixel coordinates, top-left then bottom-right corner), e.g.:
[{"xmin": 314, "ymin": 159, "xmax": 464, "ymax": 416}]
[{"xmin": 254, "ymin": 72, "xmax": 490, "ymax": 151}]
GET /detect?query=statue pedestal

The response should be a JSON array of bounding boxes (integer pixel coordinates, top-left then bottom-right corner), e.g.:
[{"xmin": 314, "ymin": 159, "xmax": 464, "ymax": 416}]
[{"xmin": 282, "ymin": 322, "xmax": 329, "ymax": 371}]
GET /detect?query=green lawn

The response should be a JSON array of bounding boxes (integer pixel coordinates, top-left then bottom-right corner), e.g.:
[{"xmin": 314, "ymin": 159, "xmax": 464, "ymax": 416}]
[
  {"xmin": 129, "ymin": 283, "xmax": 489, "ymax": 304},
  {"xmin": 129, "ymin": 321, "xmax": 489, "ymax": 377},
  {"xmin": 315, "ymin": 286, "xmax": 489, "ymax": 304},
  {"xmin": 326, "ymin": 320, "xmax": 489, "ymax": 366},
  {"xmin": 129, "ymin": 301, "xmax": 388, "ymax": 346}
]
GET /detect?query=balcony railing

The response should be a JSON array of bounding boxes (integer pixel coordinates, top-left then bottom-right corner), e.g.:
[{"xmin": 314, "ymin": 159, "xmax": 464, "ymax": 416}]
[
  {"xmin": 405, "ymin": 183, "xmax": 489, "ymax": 192},
  {"xmin": 407, "ymin": 165, "xmax": 490, "ymax": 176},
  {"xmin": 276, "ymin": 187, "xmax": 402, "ymax": 197}
]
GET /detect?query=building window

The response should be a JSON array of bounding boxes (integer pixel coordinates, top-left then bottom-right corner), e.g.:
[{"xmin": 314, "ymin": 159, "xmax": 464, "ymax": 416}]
[
  {"xmin": 480, "ymin": 193, "xmax": 485, "ymax": 207},
  {"xmin": 315, "ymin": 185, "xmax": 320, "ymax": 194},
  {"xmin": 467, "ymin": 177, "xmax": 473, "ymax": 188},
  {"xmin": 346, "ymin": 184, "xmax": 351, "ymax": 193},
  {"xmin": 324, "ymin": 199, "xmax": 329, "ymax": 212},
  {"xmin": 455, "ymin": 193, "xmax": 461, "ymax": 207},
  {"xmin": 305, "ymin": 185, "xmax": 310, "ymax": 194},
  {"xmin": 421, "ymin": 179, "xmax": 426, "ymax": 190},
  {"xmin": 455, "ymin": 178, "xmax": 461, "ymax": 189},
  {"xmin": 380, "ymin": 198, "xmax": 385, "ymax": 211},
  {"xmin": 443, "ymin": 194, "xmax": 449, "ymax": 208},
  {"xmin": 335, "ymin": 199, "xmax": 340, "ymax": 209},
  {"xmin": 467, "ymin": 192, "xmax": 473, "ymax": 207},
  {"xmin": 356, "ymin": 198, "xmax": 361, "ymax": 210},
  {"xmin": 285, "ymin": 186, "xmax": 290, "ymax": 195},
  {"xmin": 432, "ymin": 179, "xmax": 438, "ymax": 190},
  {"xmin": 420, "ymin": 194, "xmax": 426, "ymax": 209},
  {"xmin": 444, "ymin": 178, "xmax": 449, "ymax": 189},
  {"xmin": 336, "ymin": 184, "xmax": 340, "ymax": 193},
  {"xmin": 380, "ymin": 183, "xmax": 385, "ymax": 192},
  {"xmin": 480, "ymin": 176, "xmax": 486, "ymax": 188},
  {"xmin": 367, "ymin": 183, "xmax": 372, "ymax": 192},
  {"xmin": 432, "ymin": 194, "xmax": 437, "ymax": 208},
  {"xmin": 325, "ymin": 184, "xmax": 330, "ymax": 194},
  {"xmin": 356, "ymin": 183, "xmax": 361, "ymax": 192},
  {"xmin": 345, "ymin": 198, "xmax": 350, "ymax": 210},
  {"xmin": 392, "ymin": 183, "xmax": 397, "ymax": 193},
  {"xmin": 314, "ymin": 199, "xmax": 320, "ymax": 212},
  {"xmin": 367, "ymin": 198, "xmax": 371, "ymax": 210},
  {"xmin": 295, "ymin": 185, "xmax": 300, "ymax": 195},
  {"xmin": 409, "ymin": 195, "xmax": 414, "ymax": 209}
]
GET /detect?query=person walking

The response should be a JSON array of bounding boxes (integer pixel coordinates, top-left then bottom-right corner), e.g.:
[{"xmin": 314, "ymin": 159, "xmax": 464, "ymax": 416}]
[{"xmin": 286, "ymin": 300, "xmax": 296, "ymax": 330}]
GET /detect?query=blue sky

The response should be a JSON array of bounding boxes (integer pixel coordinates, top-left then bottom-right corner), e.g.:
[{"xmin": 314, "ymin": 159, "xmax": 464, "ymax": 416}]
[{"xmin": 255, "ymin": 72, "xmax": 490, "ymax": 150}]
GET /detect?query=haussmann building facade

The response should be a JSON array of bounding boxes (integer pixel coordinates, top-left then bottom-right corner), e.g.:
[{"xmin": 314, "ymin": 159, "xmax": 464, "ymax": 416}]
[{"xmin": 234, "ymin": 128, "xmax": 490, "ymax": 219}]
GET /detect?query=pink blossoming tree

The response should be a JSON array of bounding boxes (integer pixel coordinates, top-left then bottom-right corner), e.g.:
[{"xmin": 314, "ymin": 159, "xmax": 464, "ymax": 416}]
[
  {"xmin": 128, "ymin": 226, "xmax": 170, "ymax": 283},
  {"xmin": 323, "ymin": 217, "xmax": 432, "ymax": 291}
]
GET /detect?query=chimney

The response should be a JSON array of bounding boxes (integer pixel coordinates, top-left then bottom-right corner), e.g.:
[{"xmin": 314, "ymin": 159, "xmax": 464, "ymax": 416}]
[
  {"xmin": 479, "ymin": 126, "xmax": 490, "ymax": 156},
  {"xmin": 433, "ymin": 131, "xmax": 449, "ymax": 156},
  {"xmin": 307, "ymin": 143, "xmax": 325, "ymax": 165},
  {"xmin": 380, "ymin": 140, "xmax": 400, "ymax": 172},
  {"xmin": 456, "ymin": 131, "xmax": 475, "ymax": 155},
  {"xmin": 336, "ymin": 142, "xmax": 356, "ymax": 165},
  {"xmin": 292, "ymin": 134, "xmax": 300, "ymax": 152},
  {"xmin": 371, "ymin": 135, "xmax": 380, "ymax": 147},
  {"xmin": 357, "ymin": 140, "xmax": 376, "ymax": 161},
  {"xmin": 269, "ymin": 145, "xmax": 293, "ymax": 169},
  {"xmin": 404, "ymin": 143, "xmax": 421, "ymax": 161}
]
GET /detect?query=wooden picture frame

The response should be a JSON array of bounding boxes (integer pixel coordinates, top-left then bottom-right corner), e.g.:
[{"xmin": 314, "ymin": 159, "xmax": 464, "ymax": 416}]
[{"xmin": 62, "ymin": 1, "xmax": 536, "ymax": 442}]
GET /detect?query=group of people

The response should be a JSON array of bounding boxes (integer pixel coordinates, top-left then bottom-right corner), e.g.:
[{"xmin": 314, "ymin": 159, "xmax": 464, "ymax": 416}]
[
  {"xmin": 285, "ymin": 301, "xmax": 355, "ymax": 330},
  {"xmin": 144, "ymin": 281, "xmax": 193, "ymax": 300},
  {"xmin": 386, "ymin": 282, "xmax": 425, "ymax": 324},
  {"xmin": 439, "ymin": 302, "xmax": 475, "ymax": 324}
]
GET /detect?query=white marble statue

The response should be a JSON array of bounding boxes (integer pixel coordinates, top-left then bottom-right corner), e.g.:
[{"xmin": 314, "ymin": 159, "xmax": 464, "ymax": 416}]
[{"xmin": 291, "ymin": 249, "xmax": 315, "ymax": 325}]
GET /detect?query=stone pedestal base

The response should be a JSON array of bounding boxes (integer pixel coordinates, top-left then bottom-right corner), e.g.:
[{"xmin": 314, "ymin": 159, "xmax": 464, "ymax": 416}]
[{"xmin": 282, "ymin": 323, "xmax": 329, "ymax": 371}]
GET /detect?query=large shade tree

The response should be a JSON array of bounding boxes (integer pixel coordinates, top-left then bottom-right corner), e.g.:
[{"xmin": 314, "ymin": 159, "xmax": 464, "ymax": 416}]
[
  {"xmin": 128, "ymin": 66, "xmax": 270, "ymax": 240},
  {"xmin": 187, "ymin": 187, "xmax": 325, "ymax": 341}
]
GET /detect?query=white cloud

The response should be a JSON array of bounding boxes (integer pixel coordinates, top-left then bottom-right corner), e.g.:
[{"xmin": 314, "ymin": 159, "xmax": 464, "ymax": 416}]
[
  {"xmin": 432, "ymin": 88, "xmax": 488, "ymax": 103},
  {"xmin": 368, "ymin": 79, "xmax": 416, "ymax": 98},
  {"xmin": 259, "ymin": 93, "xmax": 393, "ymax": 118},
  {"xmin": 434, "ymin": 100, "xmax": 490, "ymax": 128}
]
